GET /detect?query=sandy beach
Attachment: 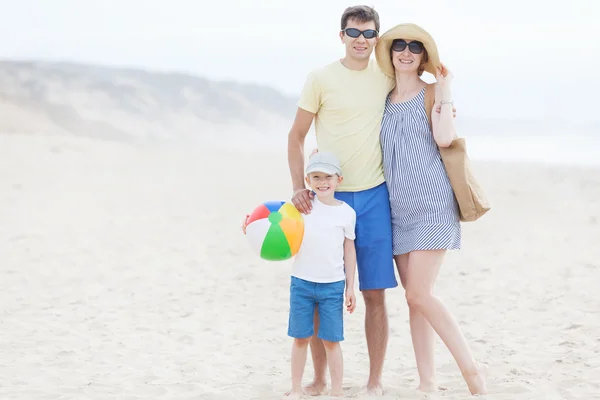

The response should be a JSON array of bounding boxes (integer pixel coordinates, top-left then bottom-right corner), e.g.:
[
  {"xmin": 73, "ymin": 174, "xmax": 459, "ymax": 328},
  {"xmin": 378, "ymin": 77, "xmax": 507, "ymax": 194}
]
[{"xmin": 1, "ymin": 132, "xmax": 599, "ymax": 400}]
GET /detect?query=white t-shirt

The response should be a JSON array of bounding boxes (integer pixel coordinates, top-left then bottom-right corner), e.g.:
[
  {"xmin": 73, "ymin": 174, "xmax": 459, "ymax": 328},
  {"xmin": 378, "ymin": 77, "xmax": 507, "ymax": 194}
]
[{"xmin": 292, "ymin": 197, "xmax": 356, "ymax": 283}]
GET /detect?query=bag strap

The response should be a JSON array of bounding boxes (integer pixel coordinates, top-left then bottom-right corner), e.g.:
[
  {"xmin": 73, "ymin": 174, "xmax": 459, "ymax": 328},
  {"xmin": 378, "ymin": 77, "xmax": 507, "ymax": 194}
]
[{"xmin": 423, "ymin": 83, "xmax": 436, "ymax": 132}]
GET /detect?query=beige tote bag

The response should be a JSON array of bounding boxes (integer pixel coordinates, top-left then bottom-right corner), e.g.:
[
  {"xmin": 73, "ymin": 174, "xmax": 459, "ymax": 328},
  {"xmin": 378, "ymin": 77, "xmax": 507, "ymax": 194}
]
[{"xmin": 424, "ymin": 84, "xmax": 490, "ymax": 222}]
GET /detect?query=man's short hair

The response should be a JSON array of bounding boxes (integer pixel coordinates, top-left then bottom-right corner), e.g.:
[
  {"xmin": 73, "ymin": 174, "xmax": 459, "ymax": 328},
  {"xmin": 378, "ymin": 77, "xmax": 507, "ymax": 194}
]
[{"xmin": 340, "ymin": 5, "xmax": 380, "ymax": 33}]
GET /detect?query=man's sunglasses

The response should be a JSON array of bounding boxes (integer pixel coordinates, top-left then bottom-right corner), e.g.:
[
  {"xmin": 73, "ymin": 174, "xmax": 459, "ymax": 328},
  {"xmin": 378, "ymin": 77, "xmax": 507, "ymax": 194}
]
[
  {"xmin": 343, "ymin": 28, "xmax": 378, "ymax": 39},
  {"xmin": 391, "ymin": 39, "xmax": 424, "ymax": 54}
]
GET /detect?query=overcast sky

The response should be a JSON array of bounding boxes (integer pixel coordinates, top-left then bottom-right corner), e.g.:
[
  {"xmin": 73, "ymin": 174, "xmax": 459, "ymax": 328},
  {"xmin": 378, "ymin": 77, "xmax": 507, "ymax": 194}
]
[{"xmin": 1, "ymin": 0, "xmax": 598, "ymax": 122}]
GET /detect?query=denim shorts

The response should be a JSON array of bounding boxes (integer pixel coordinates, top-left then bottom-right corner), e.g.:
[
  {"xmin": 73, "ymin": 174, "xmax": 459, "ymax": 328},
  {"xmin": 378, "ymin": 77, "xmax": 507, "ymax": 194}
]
[
  {"xmin": 288, "ymin": 276, "xmax": 345, "ymax": 343},
  {"xmin": 335, "ymin": 182, "xmax": 398, "ymax": 291}
]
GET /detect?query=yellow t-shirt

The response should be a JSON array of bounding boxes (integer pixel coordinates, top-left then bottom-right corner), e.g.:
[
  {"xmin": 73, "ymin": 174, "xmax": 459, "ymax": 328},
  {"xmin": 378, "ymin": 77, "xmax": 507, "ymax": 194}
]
[{"xmin": 297, "ymin": 59, "xmax": 395, "ymax": 192}]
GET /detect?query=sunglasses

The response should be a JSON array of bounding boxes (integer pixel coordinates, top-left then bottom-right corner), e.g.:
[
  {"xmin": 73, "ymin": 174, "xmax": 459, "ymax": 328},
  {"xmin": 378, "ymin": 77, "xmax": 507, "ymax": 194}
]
[
  {"xmin": 391, "ymin": 39, "xmax": 424, "ymax": 54},
  {"xmin": 343, "ymin": 28, "xmax": 378, "ymax": 39}
]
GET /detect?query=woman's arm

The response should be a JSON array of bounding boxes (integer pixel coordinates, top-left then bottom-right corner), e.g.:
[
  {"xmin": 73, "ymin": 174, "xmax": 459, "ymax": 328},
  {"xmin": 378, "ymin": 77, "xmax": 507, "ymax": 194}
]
[{"xmin": 431, "ymin": 64, "xmax": 457, "ymax": 148}]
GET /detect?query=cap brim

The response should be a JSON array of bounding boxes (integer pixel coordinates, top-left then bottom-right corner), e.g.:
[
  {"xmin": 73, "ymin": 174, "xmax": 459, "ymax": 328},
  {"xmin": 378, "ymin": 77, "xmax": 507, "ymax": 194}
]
[{"xmin": 306, "ymin": 163, "xmax": 342, "ymax": 176}]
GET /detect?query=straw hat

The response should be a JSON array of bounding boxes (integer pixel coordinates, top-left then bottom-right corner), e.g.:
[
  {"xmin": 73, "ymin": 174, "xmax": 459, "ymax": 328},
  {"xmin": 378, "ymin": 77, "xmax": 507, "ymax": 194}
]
[{"xmin": 375, "ymin": 23, "xmax": 441, "ymax": 78}]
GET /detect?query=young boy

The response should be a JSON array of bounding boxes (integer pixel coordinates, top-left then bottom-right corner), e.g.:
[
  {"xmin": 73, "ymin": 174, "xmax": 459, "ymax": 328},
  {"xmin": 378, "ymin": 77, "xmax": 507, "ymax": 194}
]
[
  {"xmin": 285, "ymin": 151, "xmax": 357, "ymax": 398},
  {"xmin": 242, "ymin": 151, "xmax": 357, "ymax": 398}
]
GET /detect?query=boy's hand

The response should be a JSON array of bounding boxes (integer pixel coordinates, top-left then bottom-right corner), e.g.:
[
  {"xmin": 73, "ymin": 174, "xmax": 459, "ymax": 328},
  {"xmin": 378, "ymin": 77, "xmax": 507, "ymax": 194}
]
[
  {"xmin": 345, "ymin": 289, "xmax": 356, "ymax": 314},
  {"xmin": 241, "ymin": 214, "xmax": 249, "ymax": 234}
]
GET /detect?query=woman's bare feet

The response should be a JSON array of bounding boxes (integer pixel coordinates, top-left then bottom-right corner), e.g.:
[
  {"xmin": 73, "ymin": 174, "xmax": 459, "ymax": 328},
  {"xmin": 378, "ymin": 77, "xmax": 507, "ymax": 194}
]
[
  {"xmin": 416, "ymin": 381, "xmax": 438, "ymax": 393},
  {"xmin": 416, "ymin": 382, "xmax": 448, "ymax": 393},
  {"xmin": 464, "ymin": 362, "xmax": 488, "ymax": 395}
]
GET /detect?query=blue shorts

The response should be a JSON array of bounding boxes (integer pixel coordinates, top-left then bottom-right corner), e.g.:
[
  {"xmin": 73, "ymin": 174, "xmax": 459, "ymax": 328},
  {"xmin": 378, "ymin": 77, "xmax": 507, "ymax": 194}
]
[
  {"xmin": 288, "ymin": 277, "xmax": 345, "ymax": 342},
  {"xmin": 335, "ymin": 182, "xmax": 398, "ymax": 291}
]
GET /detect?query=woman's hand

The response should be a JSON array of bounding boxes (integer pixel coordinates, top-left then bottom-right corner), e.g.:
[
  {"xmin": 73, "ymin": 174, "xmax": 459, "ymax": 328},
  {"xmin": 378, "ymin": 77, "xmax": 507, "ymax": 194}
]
[
  {"xmin": 434, "ymin": 64, "xmax": 456, "ymax": 116},
  {"xmin": 435, "ymin": 63, "xmax": 453, "ymax": 99}
]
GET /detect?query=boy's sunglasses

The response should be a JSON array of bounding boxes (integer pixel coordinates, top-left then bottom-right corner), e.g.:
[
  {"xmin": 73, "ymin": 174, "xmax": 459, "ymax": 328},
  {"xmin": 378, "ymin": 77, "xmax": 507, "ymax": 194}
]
[
  {"xmin": 343, "ymin": 28, "xmax": 378, "ymax": 39},
  {"xmin": 391, "ymin": 39, "xmax": 424, "ymax": 54}
]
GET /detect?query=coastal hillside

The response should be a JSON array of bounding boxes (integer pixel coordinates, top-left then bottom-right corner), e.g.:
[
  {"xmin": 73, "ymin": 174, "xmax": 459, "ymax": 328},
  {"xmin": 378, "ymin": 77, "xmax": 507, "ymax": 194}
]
[{"xmin": 0, "ymin": 60, "xmax": 297, "ymax": 142}]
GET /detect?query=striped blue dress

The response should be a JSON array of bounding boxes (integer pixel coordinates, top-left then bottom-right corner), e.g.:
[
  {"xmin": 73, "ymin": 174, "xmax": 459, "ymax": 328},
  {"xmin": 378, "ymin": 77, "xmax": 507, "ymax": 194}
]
[{"xmin": 380, "ymin": 87, "xmax": 461, "ymax": 256}]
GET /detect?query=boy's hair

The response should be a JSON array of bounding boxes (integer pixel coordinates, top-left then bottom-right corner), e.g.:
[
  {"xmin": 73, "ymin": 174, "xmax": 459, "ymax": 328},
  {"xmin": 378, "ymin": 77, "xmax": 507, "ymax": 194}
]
[{"xmin": 340, "ymin": 5, "xmax": 380, "ymax": 33}]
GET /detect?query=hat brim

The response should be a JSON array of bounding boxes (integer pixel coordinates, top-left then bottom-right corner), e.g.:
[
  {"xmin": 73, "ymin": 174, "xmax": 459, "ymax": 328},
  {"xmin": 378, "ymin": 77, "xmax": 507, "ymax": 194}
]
[
  {"xmin": 306, "ymin": 163, "xmax": 342, "ymax": 176},
  {"xmin": 375, "ymin": 23, "xmax": 441, "ymax": 79}
]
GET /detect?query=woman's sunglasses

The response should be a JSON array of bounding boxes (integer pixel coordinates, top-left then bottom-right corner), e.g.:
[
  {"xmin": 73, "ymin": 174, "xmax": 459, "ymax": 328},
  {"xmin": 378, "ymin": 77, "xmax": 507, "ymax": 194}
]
[
  {"xmin": 343, "ymin": 28, "xmax": 378, "ymax": 39},
  {"xmin": 391, "ymin": 39, "xmax": 424, "ymax": 54}
]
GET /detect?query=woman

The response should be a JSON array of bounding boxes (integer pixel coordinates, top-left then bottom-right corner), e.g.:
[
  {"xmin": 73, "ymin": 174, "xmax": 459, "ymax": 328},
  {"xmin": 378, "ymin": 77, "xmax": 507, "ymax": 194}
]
[{"xmin": 374, "ymin": 23, "xmax": 487, "ymax": 395}]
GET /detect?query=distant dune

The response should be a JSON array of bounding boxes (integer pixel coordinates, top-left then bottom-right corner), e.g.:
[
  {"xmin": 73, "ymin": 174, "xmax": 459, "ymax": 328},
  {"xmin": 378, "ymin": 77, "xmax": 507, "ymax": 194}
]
[
  {"xmin": 0, "ymin": 60, "xmax": 297, "ymax": 142},
  {"xmin": 1, "ymin": 58, "xmax": 597, "ymax": 157}
]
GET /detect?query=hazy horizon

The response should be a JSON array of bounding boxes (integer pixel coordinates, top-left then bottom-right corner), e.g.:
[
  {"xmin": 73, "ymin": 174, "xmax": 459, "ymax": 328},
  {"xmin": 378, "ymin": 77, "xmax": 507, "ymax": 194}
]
[{"xmin": 1, "ymin": 0, "xmax": 598, "ymax": 124}]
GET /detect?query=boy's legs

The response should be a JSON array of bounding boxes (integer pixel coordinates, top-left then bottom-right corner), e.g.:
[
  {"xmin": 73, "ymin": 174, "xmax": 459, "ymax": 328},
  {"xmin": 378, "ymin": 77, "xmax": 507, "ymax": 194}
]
[
  {"xmin": 336, "ymin": 183, "xmax": 397, "ymax": 393},
  {"xmin": 321, "ymin": 339, "xmax": 343, "ymax": 397},
  {"xmin": 287, "ymin": 277, "xmax": 318, "ymax": 397},
  {"xmin": 304, "ymin": 308, "xmax": 328, "ymax": 394},
  {"xmin": 316, "ymin": 280, "xmax": 346, "ymax": 397},
  {"xmin": 289, "ymin": 338, "xmax": 311, "ymax": 398}
]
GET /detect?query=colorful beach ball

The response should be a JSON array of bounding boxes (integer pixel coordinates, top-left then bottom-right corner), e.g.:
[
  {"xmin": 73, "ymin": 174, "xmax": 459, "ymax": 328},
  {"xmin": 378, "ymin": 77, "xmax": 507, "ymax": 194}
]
[{"xmin": 245, "ymin": 201, "xmax": 304, "ymax": 261}]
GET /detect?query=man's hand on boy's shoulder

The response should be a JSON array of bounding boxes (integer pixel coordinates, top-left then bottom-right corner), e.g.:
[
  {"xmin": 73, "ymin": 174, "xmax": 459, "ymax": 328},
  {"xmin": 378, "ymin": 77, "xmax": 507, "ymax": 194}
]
[
  {"xmin": 292, "ymin": 188, "xmax": 314, "ymax": 214},
  {"xmin": 345, "ymin": 288, "xmax": 356, "ymax": 314}
]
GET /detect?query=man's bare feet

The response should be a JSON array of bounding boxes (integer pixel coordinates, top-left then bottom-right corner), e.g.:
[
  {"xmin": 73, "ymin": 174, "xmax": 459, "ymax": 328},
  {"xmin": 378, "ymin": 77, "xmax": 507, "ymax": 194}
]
[
  {"xmin": 329, "ymin": 389, "xmax": 343, "ymax": 397},
  {"xmin": 366, "ymin": 382, "xmax": 384, "ymax": 396},
  {"xmin": 464, "ymin": 362, "xmax": 488, "ymax": 395},
  {"xmin": 303, "ymin": 381, "xmax": 327, "ymax": 396}
]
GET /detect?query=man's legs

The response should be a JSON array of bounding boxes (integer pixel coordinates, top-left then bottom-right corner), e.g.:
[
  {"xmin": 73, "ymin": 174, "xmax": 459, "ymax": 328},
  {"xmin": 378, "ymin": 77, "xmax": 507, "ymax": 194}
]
[
  {"xmin": 338, "ymin": 183, "xmax": 398, "ymax": 394},
  {"xmin": 362, "ymin": 289, "xmax": 388, "ymax": 393}
]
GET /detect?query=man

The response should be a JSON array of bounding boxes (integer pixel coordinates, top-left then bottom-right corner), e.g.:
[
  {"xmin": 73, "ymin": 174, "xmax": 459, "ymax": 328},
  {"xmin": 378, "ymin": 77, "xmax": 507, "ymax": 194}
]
[{"xmin": 287, "ymin": 5, "xmax": 397, "ymax": 395}]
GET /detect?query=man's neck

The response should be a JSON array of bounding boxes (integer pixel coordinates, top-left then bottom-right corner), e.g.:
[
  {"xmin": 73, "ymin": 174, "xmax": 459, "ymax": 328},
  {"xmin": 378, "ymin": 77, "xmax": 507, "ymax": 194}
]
[{"xmin": 340, "ymin": 56, "xmax": 369, "ymax": 71}]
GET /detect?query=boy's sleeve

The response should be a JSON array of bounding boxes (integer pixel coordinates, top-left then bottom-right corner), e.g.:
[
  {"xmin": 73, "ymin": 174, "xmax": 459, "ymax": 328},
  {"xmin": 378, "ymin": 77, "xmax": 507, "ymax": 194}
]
[
  {"xmin": 297, "ymin": 71, "xmax": 322, "ymax": 114},
  {"xmin": 344, "ymin": 207, "xmax": 357, "ymax": 240}
]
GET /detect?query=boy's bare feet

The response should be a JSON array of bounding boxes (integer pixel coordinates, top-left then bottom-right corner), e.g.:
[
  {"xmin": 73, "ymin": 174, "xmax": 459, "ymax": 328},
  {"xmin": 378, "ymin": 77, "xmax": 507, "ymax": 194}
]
[
  {"xmin": 464, "ymin": 362, "xmax": 488, "ymax": 395},
  {"xmin": 303, "ymin": 381, "xmax": 327, "ymax": 396},
  {"xmin": 284, "ymin": 381, "xmax": 327, "ymax": 398},
  {"xmin": 283, "ymin": 390, "xmax": 302, "ymax": 399}
]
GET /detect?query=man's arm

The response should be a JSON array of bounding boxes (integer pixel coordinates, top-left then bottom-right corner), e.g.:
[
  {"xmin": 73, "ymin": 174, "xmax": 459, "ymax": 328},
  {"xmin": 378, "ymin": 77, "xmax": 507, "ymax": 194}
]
[{"xmin": 288, "ymin": 107, "xmax": 315, "ymax": 213}]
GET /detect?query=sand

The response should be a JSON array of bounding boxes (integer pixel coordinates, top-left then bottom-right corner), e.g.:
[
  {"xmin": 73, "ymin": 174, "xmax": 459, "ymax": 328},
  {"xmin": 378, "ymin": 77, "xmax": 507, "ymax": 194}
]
[{"xmin": 0, "ymin": 132, "xmax": 599, "ymax": 400}]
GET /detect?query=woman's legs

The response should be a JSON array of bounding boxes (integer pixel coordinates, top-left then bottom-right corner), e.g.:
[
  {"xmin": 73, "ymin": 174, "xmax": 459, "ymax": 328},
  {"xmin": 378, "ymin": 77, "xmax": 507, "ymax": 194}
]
[
  {"xmin": 395, "ymin": 254, "xmax": 438, "ymax": 392},
  {"xmin": 404, "ymin": 250, "xmax": 487, "ymax": 395}
]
